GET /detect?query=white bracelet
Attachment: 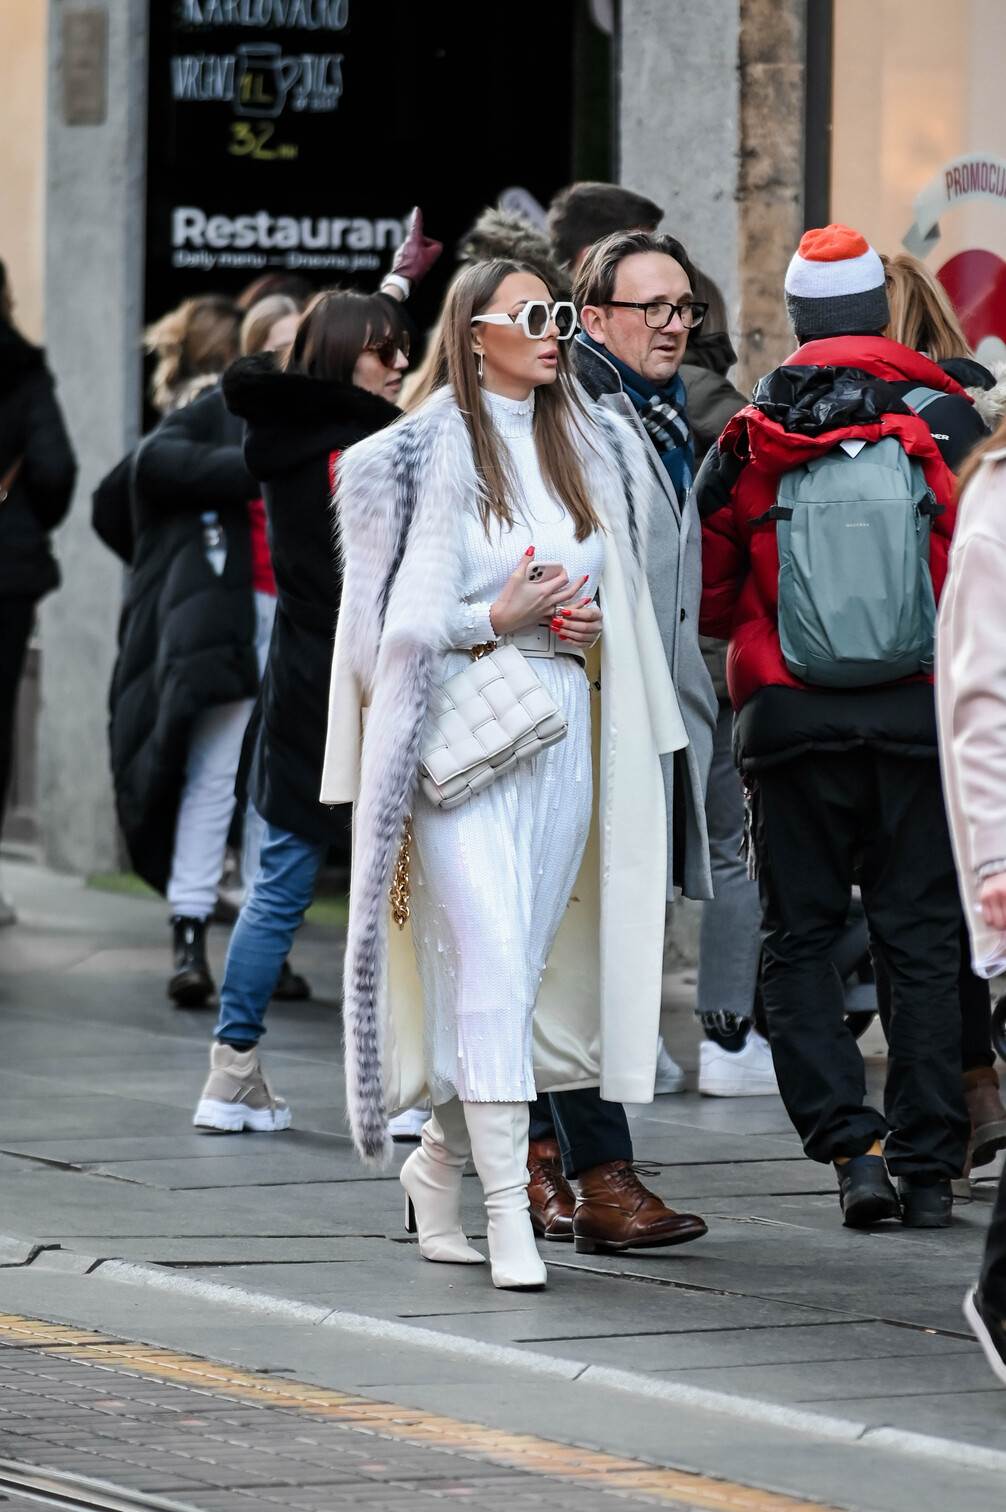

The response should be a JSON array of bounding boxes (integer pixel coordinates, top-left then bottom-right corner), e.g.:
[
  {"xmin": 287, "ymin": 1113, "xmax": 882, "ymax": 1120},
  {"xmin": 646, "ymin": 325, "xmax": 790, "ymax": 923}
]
[
  {"xmin": 977, "ymin": 858, "xmax": 1006, "ymax": 881},
  {"xmin": 381, "ymin": 273, "xmax": 411, "ymax": 299}
]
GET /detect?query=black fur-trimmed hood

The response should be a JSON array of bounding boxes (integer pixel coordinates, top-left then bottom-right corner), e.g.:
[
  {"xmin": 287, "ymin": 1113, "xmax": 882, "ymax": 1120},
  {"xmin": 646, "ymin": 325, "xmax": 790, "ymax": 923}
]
[{"xmin": 223, "ymin": 354, "xmax": 399, "ymax": 480}]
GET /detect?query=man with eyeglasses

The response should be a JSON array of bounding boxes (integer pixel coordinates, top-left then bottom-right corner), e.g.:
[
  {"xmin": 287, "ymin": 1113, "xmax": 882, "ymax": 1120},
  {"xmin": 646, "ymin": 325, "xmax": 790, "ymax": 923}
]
[
  {"xmin": 522, "ymin": 231, "xmax": 718, "ymax": 1258},
  {"xmin": 573, "ymin": 228, "xmax": 716, "ymax": 914}
]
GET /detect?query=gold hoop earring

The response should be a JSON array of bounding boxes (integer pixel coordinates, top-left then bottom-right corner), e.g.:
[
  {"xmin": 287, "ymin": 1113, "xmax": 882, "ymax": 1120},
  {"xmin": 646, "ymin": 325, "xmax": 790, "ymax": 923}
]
[{"xmin": 476, "ymin": 351, "xmax": 484, "ymax": 381}]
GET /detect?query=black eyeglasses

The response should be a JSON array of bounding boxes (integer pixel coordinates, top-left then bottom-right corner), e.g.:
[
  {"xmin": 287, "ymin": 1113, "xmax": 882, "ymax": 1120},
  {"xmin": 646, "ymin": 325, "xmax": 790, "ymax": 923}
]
[
  {"xmin": 604, "ymin": 300, "xmax": 709, "ymax": 331},
  {"xmin": 364, "ymin": 332, "xmax": 411, "ymax": 367}
]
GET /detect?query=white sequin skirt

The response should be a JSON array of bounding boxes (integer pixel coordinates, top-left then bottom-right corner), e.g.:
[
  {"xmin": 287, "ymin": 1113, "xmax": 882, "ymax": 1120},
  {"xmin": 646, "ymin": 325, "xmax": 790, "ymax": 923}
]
[{"xmin": 410, "ymin": 654, "xmax": 593, "ymax": 1104}]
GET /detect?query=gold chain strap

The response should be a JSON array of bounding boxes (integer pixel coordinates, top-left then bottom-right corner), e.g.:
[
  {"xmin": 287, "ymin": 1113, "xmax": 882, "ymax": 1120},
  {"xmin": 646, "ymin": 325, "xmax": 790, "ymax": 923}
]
[
  {"xmin": 390, "ymin": 817, "xmax": 413, "ymax": 930},
  {"xmin": 389, "ymin": 641, "xmax": 497, "ymax": 930}
]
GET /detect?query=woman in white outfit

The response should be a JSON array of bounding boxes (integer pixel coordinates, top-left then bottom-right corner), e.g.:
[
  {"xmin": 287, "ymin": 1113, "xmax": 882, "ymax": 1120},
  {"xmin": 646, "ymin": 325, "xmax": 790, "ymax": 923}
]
[{"xmin": 322, "ymin": 260, "xmax": 687, "ymax": 1289}]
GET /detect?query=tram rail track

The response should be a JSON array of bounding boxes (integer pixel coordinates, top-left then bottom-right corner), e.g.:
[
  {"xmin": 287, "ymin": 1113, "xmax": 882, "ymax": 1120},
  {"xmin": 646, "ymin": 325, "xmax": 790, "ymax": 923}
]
[{"xmin": 0, "ymin": 1460, "xmax": 202, "ymax": 1512}]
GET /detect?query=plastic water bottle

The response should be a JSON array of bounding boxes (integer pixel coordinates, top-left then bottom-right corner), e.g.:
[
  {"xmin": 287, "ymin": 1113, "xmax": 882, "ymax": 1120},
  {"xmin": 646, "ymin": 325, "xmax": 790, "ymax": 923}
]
[{"xmin": 201, "ymin": 511, "xmax": 227, "ymax": 576}]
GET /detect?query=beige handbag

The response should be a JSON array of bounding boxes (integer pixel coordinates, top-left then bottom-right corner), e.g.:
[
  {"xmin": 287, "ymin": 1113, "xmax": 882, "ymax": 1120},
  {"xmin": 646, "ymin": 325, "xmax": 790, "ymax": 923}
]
[{"xmin": 418, "ymin": 642, "xmax": 568, "ymax": 810}]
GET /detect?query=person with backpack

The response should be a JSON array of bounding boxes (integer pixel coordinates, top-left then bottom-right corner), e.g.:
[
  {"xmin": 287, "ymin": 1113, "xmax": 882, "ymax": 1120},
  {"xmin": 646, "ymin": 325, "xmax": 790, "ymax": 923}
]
[{"xmin": 697, "ymin": 224, "xmax": 972, "ymax": 1230}]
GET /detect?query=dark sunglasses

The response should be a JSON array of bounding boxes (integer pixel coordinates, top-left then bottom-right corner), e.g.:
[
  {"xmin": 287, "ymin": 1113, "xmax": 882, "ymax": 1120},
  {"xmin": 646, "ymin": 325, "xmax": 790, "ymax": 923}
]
[{"xmin": 365, "ymin": 331, "xmax": 411, "ymax": 367}]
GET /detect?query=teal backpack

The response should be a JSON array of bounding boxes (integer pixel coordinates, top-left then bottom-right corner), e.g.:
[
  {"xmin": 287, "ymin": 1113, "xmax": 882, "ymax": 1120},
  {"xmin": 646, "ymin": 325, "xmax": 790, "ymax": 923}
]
[{"xmin": 771, "ymin": 387, "xmax": 943, "ymax": 689}]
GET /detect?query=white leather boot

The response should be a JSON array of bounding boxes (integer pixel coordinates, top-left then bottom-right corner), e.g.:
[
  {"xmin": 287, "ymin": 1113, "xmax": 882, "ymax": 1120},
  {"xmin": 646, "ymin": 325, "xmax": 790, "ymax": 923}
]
[
  {"xmin": 463, "ymin": 1101, "xmax": 547, "ymax": 1290},
  {"xmin": 400, "ymin": 1098, "xmax": 485, "ymax": 1264}
]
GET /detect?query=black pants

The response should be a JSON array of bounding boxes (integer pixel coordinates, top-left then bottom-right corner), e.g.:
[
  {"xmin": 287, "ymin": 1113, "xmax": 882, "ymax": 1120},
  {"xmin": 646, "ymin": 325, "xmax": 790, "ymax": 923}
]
[
  {"xmin": 0, "ymin": 599, "xmax": 35, "ymax": 836},
  {"xmin": 755, "ymin": 748, "xmax": 969, "ymax": 1178},
  {"xmin": 981, "ymin": 1166, "xmax": 1006, "ymax": 1310},
  {"xmin": 529, "ymin": 1089, "xmax": 633, "ymax": 1179},
  {"xmin": 875, "ymin": 921, "xmax": 994, "ymax": 1072}
]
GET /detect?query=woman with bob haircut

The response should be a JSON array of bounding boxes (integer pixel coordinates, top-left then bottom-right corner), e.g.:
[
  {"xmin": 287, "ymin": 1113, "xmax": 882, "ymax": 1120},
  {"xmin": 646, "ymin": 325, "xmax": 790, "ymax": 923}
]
[{"xmin": 321, "ymin": 258, "xmax": 692, "ymax": 1290}]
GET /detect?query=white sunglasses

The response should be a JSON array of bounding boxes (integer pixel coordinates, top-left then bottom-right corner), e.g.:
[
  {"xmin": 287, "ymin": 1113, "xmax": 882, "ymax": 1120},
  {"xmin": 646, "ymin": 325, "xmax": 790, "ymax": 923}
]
[{"xmin": 471, "ymin": 299, "xmax": 578, "ymax": 341}]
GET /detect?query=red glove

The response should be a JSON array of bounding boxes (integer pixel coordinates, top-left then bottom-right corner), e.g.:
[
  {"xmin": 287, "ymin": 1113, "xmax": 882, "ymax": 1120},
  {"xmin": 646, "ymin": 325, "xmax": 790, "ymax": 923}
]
[{"xmin": 389, "ymin": 207, "xmax": 443, "ymax": 287}]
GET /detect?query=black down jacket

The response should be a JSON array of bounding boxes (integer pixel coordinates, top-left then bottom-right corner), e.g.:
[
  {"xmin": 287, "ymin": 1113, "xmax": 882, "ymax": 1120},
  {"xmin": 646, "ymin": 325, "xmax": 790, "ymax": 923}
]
[
  {"xmin": 108, "ymin": 386, "xmax": 258, "ymax": 893},
  {"xmin": 223, "ymin": 355, "xmax": 399, "ymax": 842},
  {"xmin": 0, "ymin": 320, "xmax": 77, "ymax": 600}
]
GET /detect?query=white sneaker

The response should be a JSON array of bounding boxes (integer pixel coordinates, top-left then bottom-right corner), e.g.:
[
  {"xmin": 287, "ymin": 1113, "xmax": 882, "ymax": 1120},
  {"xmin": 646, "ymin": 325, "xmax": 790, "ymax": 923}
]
[
  {"xmin": 654, "ymin": 1040, "xmax": 686, "ymax": 1095},
  {"xmin": 699, "ymin": 1028, "xmax": 779, "ymax": 1097},
  {"xmin": 388, "ymin": 1104, "xmax": 429, "ymax": 1143}
]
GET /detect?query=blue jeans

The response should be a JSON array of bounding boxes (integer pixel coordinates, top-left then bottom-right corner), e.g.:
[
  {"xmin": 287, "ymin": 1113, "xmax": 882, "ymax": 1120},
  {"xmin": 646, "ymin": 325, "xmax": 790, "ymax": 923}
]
[
  {"xmin": 215, "ymin": 824, "xmax": 324, "ymax": 1046},
  {"xmin": 697, "ymin": 704, "xmax": 763, "ymax": 1026}
]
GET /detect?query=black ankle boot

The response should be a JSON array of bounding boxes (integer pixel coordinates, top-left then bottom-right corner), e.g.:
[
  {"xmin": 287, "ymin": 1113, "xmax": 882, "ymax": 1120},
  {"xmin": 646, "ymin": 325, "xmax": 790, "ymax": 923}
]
[
  {"xmin": 271, "ymin": 959, "xmax": 311, "ymax": 1002},
  {"xmin": 898, "ymin": 1175, "xmax": 954, "ymax": 1229},
  {"xmin": 168, "ymin": 916, "xmax": 215, "ymax": 1008},
  {"xmin": 837, "ymin": 1154, "xmax": 901, "ymax": 1228}
]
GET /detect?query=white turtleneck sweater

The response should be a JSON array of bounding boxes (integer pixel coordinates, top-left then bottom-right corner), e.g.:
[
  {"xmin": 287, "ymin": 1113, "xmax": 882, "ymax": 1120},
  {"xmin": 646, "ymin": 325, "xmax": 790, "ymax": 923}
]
[{"xmin": 446, "ymin": 388, "xmax": 605, "ymax": 650}]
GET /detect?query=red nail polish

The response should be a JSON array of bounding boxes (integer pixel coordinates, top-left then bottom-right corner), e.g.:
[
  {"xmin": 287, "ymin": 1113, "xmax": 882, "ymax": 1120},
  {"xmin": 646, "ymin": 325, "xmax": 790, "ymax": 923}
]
[
  {"xmin": 561, "ymin": 609, "xmax": 572, "ymax": 618},
  {"xmin": 558, "ymin": 632, "xmax": 568, "ymax": 641},
  {"xmin": 580, "ymin": 597, "xmax": 591, "ymax": 607},
  {"xmin": 550, "ymin": 619, "xmax": 562, "ymax": 631},
  {"xmin": 525, "ymin": 546, "xmax": 535, "ymax": 557}
]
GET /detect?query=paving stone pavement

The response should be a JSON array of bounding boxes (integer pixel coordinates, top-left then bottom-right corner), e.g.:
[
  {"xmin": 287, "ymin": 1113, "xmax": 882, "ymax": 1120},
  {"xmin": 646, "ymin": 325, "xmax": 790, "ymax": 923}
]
[
  {"xmin": 0, "ymin": 1316, "xmax": 843, "ymax": 1512},
  {"xmin": 0, "ymin": 858, "xmax": 1005, "ymax": 1512}
]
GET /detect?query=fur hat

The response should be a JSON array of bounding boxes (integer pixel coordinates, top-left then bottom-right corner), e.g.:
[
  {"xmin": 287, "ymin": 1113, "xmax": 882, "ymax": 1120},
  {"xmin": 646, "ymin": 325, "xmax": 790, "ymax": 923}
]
[
  {"xmin": 458, "ymin": 207, "xmax": 566, "ymax": 296},
  {"xmin": 785, "ymin": 224, "xmax": 889, "ymax": 340}
]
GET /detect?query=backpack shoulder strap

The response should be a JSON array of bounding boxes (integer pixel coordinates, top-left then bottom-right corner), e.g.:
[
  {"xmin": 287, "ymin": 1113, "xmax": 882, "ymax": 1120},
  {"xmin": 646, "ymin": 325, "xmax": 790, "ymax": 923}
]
[{"xmin": 902, "ymin": 385, "xmax": 944, "ymax": 416}]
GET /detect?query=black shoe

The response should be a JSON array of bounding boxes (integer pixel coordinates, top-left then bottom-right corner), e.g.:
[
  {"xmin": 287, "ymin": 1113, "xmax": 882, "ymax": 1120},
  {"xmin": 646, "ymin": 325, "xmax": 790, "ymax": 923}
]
[
  {"xmin": 964, "ymin": 1285, "xmax": 1006, "ymax": 1386},
  {"xmin": 837, "ymin": 1154, "xmax": 901, "ymax": 1228},
  {"xmin": 271, "ymin": 959, "xmax": 311, "ymax": 1002},
  {"xmin": 898, "ymin": 1175, "xmax": 953, "ymax": 1228},
  {"xmin": 168, "ymin": 916, "xmax": 215, "ymax": 1008}
]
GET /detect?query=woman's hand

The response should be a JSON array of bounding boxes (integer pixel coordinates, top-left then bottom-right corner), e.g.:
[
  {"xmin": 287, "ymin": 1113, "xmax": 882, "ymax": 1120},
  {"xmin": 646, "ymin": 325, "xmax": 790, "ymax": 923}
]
[
  {"xmin": 489, "ymin": 548, "xmax": 588, "ymax": 639},
  {"xmin": 551, "ymin": 597, "xmax": 603, "ymax": 648},
  {"xmin": 382, "ymin": 207, "xmax": 443, "ymax": 297},
  {"xmin": 979, "ymin": 872, "xmax": 1006, "ymax": 931}
]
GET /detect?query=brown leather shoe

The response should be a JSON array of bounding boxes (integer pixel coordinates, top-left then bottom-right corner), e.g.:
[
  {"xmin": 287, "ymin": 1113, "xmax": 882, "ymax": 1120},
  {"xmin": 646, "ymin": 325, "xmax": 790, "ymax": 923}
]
[
  {"xmin": 964, "ymin": 1067, "xmax": 1006, "ymax": 1168},
  {"xmin": 527, "ymin": 1137, "xmax": 575, "ymax": 1242},
  {"xmin": 571, "ymin": 1160, "xmax": 708, "ymax": 1254}
]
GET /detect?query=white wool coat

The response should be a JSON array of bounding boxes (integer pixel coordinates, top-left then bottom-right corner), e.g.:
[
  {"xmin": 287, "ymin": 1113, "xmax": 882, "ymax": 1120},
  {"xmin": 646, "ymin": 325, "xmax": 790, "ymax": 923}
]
[
  {"xmin": 320, "ymin": 387, "xmax": 688, "ymax": 1163},
  {"xmin": 936, "ymin": 446, "xmax": 1006, "ymax": 978}
]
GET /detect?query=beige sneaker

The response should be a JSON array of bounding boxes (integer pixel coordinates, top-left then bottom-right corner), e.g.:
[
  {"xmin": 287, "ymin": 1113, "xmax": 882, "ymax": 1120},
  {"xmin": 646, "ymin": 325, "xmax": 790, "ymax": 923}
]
[{"xmin": 193, "ymin": 1043, "xmax": 293, "ymax": 1133}]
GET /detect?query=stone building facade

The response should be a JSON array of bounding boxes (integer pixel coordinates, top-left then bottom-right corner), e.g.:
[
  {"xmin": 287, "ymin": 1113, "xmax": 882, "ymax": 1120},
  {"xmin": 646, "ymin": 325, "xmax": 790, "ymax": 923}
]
[{"xmin": 6, "ymin": 1, "xmax": 822, "ymax": 876}]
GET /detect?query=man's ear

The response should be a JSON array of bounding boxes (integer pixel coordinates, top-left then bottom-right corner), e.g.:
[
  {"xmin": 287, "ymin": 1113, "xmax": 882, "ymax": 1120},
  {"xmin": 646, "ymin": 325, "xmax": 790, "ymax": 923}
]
[{"xmin": 579, "ymin": 304, "xmax": 605, "ymax": 342}]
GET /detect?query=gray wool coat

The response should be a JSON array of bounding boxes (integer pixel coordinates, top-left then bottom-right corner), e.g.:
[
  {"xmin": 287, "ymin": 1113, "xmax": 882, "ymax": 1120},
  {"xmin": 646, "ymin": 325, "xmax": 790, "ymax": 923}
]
[{"xmin": 573, "ymin": 339, "xmax": 717, "ymax": 901}]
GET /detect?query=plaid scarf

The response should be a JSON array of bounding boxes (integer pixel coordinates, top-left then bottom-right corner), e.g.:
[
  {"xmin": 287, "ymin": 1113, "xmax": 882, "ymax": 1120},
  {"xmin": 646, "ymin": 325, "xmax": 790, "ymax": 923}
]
[{"xmin": 578, "ymin": 334, "xmax": 695, "ymax": 501}]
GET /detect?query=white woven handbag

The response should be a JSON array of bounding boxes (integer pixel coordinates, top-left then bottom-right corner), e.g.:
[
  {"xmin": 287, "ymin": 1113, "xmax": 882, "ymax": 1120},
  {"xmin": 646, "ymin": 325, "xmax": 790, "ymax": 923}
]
[{"xmin": 418, "ymin": 643, "xmax": 568, "ymax": 809}]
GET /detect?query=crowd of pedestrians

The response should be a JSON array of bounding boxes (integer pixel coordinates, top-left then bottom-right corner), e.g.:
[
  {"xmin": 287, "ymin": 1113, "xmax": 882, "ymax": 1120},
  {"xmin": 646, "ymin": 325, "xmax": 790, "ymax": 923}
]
[{"xmin": 2, "ymin": 182, "xmax": 1005, "ymax": 1383}]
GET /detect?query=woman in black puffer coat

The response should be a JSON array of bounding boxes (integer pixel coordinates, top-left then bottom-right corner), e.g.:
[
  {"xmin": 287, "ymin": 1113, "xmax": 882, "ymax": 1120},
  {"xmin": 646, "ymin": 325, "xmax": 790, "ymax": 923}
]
[
  {"xmin": 192, "ymin": 289, "xmax": 404, "ymax": 1132},
  {"xmin": 0, "ymin": 262, "xmax": 76, "ymax": 922},
  {"xmin": 107, "ymin": 298, "xmax": 262, "ymax": 1003}
]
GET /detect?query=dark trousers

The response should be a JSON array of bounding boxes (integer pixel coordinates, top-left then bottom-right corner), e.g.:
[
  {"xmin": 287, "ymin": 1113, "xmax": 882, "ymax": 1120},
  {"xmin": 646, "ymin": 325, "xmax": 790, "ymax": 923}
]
[
  {"xmin": 876, "ymin": 921, "xmax": 994, "ymax": 1072},
  {"xmin": 0, "ymin": 599, "xmax": 34, "ymax": 836},
  {"xmin": 755, "ymin": 748, "xmax": 969, "ymax": 1178},
  {"xmin": 981, "ymin": 1166, "xmax": 1006, "ymax": 1310},
  {"xmin": 529, "ymin": 1089, "xmax": 633, "ymax": 1179}
]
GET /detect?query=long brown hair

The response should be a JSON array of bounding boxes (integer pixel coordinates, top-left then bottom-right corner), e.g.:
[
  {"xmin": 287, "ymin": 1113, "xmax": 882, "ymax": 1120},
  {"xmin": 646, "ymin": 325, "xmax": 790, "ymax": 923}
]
[
  {"xmin": 284, "ymin": 288, "xmax": 402, "ymax": 384},
  {"xmin": 144, "ymin": 295, "xmax": 241, "ymax": 413},
  {"xmin": 882, "ymin": 253, "xmax": 973, "ymax": 362},
  {"xmin": 407, "ymin": 259, "xmax": 600, "ymax": 542}
]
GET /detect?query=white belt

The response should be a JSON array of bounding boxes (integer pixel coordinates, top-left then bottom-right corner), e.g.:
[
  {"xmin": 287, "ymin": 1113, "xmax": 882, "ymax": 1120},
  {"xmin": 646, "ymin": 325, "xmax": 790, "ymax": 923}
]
[{"xmin": 503, "ymin": 625, "xmax": 585, "ymax": 663}]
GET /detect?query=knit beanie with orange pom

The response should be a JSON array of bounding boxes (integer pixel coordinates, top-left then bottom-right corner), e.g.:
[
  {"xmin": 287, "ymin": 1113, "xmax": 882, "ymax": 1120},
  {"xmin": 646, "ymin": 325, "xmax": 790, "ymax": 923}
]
[{"xmin": 784, "ymin": 224, "xmax": 889, "ymax": 340}]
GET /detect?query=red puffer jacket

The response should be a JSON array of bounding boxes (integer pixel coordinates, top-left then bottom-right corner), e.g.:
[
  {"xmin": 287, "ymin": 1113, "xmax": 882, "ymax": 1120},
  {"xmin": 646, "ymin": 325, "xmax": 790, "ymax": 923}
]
[{"xmin": 698, "ymin": 338, "xmax": 964, "ymax": 714}]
